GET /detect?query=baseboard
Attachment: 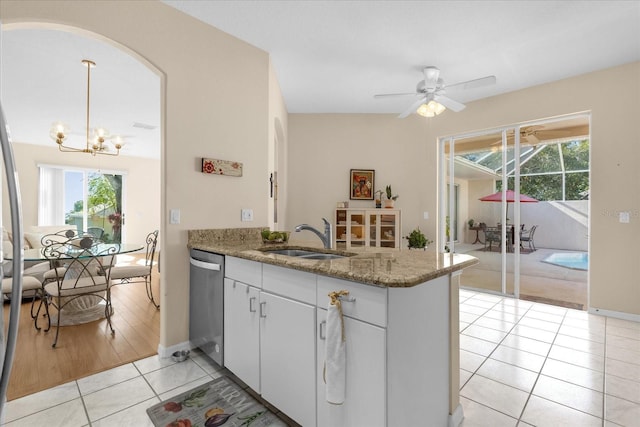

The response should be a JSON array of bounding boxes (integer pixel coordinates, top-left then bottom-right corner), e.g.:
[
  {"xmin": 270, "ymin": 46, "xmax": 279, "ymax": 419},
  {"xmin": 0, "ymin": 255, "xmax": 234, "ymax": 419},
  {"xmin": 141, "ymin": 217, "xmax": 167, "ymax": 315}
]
[
  {"xmin": 157, "ymin": 340, "xmax": 192, "ymax": 359},
  {"xmin": 589, "ymin": 307, "xmax": 640, "ymax": 323},
  {"xmin": 449, "ymin": 403, "xmax": 464, "ymax": 427}
]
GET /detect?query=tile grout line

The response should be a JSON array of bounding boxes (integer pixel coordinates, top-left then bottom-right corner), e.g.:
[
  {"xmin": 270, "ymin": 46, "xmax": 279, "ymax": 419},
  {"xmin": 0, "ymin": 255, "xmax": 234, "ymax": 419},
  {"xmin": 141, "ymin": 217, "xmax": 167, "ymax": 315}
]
[
  {"xmin": 459, "ymin": 295, "xmax": 533, "ymax": 422},
  {"xmin": 514, "ymin": 304, "xmax": 569, "ymax": 423}
]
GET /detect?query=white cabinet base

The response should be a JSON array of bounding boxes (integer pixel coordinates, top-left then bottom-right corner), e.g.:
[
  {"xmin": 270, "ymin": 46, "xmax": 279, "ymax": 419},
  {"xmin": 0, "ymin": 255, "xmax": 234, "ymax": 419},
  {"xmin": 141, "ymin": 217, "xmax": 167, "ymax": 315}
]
[{"xmin": 316, "ymin": 308, "xmax": 386, "ymax": 427}]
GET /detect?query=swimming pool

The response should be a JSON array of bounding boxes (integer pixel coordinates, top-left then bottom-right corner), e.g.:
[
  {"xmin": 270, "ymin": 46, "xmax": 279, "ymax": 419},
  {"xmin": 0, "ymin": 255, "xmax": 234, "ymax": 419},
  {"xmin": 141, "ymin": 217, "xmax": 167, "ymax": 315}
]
[{"xmin": 542, "ymin": 252, "xmax": 588, "ymax": 271}]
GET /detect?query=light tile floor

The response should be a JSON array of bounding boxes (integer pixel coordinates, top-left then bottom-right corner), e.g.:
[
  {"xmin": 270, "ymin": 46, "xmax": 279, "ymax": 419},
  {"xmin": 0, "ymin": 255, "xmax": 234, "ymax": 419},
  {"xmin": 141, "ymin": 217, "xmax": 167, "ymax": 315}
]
[
  {"xmin": 459, "ymin": 289, "xmax": 640, "ymax": 427},
  {"xmin": 2, "ymin": 289, "xmax": 639, "ymax": 426}
]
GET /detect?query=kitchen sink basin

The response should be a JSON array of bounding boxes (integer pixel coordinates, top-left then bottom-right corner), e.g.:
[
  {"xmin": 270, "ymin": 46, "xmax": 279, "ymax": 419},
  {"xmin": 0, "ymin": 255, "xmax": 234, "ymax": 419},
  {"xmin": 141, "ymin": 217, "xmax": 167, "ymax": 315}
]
[
  {"xmin": 263, "ymin": 249, "xmax": 320, "ymax": 257},
  {"xmin": 259, "ymin": 248, "xmax": 354, "ymax": 260},
  {"xmin": 298, "ymin": 253, "xmax": 345, "ymax": 260}
]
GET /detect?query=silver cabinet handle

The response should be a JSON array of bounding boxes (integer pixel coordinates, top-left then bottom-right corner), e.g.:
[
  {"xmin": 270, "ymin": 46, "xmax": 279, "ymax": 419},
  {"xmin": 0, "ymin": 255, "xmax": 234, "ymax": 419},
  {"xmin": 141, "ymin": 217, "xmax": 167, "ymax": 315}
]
[
  {"xmin": 319, "ymin": 320, "xmax": 326, "ymax": 340},
  {"xmin": 259, "ymin": 301, "xmax": 267, "ymax": 318},
  {"xmin": 249, "ymin": 296, "xmax": 257, "ymax": 313}
]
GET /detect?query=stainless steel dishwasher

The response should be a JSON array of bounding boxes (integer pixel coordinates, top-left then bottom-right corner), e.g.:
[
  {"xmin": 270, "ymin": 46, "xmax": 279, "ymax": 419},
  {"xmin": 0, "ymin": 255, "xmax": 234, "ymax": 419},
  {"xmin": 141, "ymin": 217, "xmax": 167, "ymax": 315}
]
[{"xmin": 189, "ymin": 249, "xmax": 224, "ymax": 366}]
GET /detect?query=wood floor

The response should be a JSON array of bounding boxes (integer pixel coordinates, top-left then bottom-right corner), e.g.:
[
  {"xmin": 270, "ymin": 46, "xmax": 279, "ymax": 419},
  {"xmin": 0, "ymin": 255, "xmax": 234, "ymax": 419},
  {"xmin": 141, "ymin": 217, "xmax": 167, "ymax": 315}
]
[{"xmin": 2, "ymin": 263, "xmax": 160, "ymax": 401}]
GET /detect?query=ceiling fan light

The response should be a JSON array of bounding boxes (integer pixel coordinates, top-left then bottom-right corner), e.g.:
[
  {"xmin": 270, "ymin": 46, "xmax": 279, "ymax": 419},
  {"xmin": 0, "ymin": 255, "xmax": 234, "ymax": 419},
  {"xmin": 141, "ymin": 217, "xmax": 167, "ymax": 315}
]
[{"xmin": 416, "ymin": 100, "xmax": 446, "ymax": 117}]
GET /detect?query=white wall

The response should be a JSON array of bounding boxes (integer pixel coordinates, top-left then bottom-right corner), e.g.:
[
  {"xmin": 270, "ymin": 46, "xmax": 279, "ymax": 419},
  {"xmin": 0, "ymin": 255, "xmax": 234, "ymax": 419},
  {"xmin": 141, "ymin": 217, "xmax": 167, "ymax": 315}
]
[
  {"xmin": 466, "ymin": 197, "xmax": 588, "ymax": 251},
  {"xmin": 0, "ymin": 0, "xmax": 275, "ymax": 348},
  {"xmin": 2, "ymin": 143, "xmax": 160, "ymax": 245},
  {"xmin": 288, "ymin": 62, "xmax": 640, "ymax": 316}
]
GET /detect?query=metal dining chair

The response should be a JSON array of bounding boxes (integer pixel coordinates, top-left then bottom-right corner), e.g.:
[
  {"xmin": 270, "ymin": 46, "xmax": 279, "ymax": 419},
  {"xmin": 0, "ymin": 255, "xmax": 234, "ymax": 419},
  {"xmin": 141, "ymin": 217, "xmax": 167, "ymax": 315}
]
[
  {"xmin": 109, "ymin": 230, "xmax": 159, "ymax": 308},
  {"xmin": 41, "ymin": 233, "xmax": 118, "ymax": 347}
]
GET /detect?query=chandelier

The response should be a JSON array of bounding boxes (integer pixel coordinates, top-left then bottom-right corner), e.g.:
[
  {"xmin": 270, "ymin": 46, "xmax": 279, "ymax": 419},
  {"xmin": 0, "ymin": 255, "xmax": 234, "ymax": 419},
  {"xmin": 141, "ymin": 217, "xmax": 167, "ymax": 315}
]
[{"xmin": 50, "ymin": 59, "xmax": 122, "ymax": 156}]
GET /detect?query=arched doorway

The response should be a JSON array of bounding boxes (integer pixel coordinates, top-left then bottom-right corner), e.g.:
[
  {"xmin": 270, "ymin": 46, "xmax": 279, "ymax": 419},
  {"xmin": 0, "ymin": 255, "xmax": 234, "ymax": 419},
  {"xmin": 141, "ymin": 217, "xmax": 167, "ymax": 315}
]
[{"xmin": 1, "ymin": 23, "xmax": 163, "ymax": 399}]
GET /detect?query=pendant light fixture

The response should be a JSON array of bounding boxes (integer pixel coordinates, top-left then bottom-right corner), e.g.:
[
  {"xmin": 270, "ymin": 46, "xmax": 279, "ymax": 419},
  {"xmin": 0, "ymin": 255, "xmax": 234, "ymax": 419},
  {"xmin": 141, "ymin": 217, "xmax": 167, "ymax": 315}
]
[{"xmin": 50, "ymin": 59, "xmax": 122, "ymax": 156}]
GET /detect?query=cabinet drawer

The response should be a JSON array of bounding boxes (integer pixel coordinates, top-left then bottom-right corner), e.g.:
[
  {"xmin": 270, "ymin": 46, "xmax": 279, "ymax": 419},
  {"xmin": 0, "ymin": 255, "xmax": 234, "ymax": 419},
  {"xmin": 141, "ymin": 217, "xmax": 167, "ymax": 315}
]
[
  {"xmin": 225, "ymin": 256, "xmax": 262, "ymax": 286},
  {"xmin": 262, "ymin": 263, "xmax": 316, "ymax": 305},
  {"xmin": 317, "ymin": 275, "xmax": 387, "ymax": 327}
]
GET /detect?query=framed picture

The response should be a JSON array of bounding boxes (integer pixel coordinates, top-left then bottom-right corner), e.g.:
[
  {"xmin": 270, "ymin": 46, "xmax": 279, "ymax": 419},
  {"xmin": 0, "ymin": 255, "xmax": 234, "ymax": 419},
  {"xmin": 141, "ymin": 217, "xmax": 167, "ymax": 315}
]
[{"xmin": 350, "ymin": 169, "xmax": 375, "ymax": 200}]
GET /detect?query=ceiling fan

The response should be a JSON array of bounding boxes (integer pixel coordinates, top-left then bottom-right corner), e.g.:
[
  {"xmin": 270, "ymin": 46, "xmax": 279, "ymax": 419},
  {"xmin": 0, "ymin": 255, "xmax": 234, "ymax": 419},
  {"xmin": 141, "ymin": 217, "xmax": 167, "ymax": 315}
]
[
  {"xmin": 491, "ymin": 126, "xmax": 576, "ymax": 146},
  {"xmin": 374, "ymin": 66, "xmax": 496, "ymax": 118}
]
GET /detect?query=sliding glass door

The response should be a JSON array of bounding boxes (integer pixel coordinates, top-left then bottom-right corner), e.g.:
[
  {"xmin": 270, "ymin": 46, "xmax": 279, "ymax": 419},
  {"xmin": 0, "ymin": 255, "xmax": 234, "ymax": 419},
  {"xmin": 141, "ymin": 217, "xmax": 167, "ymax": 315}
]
[
  {"xmin": 440, "ymin": 113, "xmax": 590, "ymax": 307},
  {"xmin": 39, "ymin": 165, "xmax": 125, "ymax": 242}
]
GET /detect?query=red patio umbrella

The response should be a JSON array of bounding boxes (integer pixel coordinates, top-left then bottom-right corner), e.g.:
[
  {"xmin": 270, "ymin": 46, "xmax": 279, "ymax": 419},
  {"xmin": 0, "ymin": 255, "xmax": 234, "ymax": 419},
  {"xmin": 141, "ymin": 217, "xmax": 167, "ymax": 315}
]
[
  {"xmin": 479, "ymin": 189, "xmax": 538, "ymax": 203},
  {"xmin": 479, "ymin": 189, "xmax": 538, "ymax": 221}
]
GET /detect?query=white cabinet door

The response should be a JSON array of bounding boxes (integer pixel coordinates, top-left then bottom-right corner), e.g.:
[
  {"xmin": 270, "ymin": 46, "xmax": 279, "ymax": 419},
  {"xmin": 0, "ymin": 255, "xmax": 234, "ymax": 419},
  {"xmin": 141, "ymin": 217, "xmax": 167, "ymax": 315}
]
[
  {"xmin": 316, "ymin": 308, "xmax": 386, "ymax": 427},
  {"xmin": 260, "ymin": 292, "xmax": 316, "ymax": 427},
  {"xmin": 223, "ymin": 278, "xmax": 260, "ymax": 392}
]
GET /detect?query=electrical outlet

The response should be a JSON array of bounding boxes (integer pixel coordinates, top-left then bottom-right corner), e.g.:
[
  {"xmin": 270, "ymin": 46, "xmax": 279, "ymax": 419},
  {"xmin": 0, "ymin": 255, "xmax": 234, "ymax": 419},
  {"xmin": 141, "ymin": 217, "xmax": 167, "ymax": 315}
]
[{"xmin": 241, "ymin": 208, "xmax": 254, "ymax": 222}]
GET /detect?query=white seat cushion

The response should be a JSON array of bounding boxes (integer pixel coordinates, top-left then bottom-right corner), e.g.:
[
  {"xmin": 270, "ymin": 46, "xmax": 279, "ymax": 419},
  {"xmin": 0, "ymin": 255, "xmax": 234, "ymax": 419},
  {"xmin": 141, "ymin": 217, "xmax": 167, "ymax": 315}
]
[
  {"xmin": 43, "ymin": 267, "xmax": 68, "ymax": 280},
  {"xmin": 2, "ymin": 276, "xmax": 42, "ymax": 294},
  {"xmin": 23, "ymin": 261, "xmax": 54, "ymax": 283},
  {"xmin": 109, "ymin": 265, "xmax": 150, "ymax": 280},
  {"xmin": 44, "ymin": 276, "xmax": 109, "ymax": 297}
]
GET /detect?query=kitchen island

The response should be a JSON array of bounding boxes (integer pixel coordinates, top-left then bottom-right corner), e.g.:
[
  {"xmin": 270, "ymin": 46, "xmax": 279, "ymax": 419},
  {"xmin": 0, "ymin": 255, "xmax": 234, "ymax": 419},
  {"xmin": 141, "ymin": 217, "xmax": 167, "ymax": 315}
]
[{"xmin": 188, "ymin": 228, "xmax": 478, "ymax": 427}]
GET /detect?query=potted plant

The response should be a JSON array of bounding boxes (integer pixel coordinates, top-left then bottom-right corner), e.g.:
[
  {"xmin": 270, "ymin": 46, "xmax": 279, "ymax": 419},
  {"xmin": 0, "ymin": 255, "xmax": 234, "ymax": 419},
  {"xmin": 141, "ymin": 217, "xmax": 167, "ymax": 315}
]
[
  {"xmin": 468, "ymin": 219, "xmax": 475, "ymax": 228},
  {"xmin": 384, "ymin": 185, "xmax": 398, "ymax": 208},
  {"xmin": 404, "ymin": 227, "xmax": 432, "ymax": 250}
]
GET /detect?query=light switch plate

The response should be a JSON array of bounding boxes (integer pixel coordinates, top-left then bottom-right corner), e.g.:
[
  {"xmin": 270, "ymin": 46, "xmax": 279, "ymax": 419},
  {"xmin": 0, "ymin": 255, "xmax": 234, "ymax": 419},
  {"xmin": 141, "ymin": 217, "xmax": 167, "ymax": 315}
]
[
  {"xmin": 423, "ymin": 211, "xmax": 429, "ymax": 220},
  {"xmin": 170, "ymin": 209, "xmax": 180, "ymax": 224},
  {"xmin": 241, "ymin": 208, "xmax": 254, "ymax": 222}
]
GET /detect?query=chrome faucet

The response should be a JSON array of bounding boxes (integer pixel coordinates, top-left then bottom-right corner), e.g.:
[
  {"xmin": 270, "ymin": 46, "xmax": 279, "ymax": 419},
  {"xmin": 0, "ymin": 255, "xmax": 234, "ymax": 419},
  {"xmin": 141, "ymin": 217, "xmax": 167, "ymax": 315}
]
[{"xmin": 294, "ymin": 218, "xmax": 333, "ymax": 249}]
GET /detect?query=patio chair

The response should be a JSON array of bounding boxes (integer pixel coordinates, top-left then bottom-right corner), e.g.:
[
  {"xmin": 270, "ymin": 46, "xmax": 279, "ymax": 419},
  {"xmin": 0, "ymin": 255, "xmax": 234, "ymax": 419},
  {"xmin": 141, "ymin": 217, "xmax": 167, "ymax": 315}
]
[
  {"xmin": 483, "ymin": 227, "xmax": 501, "ymax": 251},
  {"xmin": 520, "ymin": 225, "xmax": 538, "ymax": 251},
  {"xmin": 87, "ymin": 227, "xmax": 105, "ymax": 241}
]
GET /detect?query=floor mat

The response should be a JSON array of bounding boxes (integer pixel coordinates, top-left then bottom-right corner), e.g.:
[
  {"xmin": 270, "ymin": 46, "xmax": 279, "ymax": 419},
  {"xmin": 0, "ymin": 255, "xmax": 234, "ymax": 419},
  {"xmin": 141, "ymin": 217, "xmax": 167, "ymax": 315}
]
[{"xmin": 147, "ymin": 375, "xmax": 289, "ymax": 427}]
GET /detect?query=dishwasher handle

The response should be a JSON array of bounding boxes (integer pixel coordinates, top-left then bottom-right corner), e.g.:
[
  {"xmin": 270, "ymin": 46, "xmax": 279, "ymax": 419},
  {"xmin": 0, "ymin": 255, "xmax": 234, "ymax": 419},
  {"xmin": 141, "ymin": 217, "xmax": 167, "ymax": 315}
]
[{"xmin": 190, "ymin": 257, "xmax": 221, "ymax": 271}]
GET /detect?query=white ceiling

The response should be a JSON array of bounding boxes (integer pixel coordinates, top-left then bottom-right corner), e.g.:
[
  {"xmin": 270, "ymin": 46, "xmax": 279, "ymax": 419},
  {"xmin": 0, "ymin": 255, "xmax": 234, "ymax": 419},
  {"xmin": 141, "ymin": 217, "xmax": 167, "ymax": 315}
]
[{"xmin": 1, "ymin": 1, "xmax": 639, "ymax": 159}]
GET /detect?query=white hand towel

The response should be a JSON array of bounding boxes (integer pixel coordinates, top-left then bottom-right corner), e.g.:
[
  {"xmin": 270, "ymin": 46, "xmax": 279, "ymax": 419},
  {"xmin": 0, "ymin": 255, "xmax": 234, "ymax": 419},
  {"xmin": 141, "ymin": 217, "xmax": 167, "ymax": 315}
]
[{"xmin": 325, "ymin": 300, "xmax": 346, "ymax": 404}]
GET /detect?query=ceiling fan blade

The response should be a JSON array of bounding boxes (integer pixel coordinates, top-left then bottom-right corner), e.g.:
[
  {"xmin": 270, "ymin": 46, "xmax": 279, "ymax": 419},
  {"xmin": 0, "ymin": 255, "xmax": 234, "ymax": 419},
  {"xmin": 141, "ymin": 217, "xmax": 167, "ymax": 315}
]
[
  {"xmin": 444, "ymin": 75, "xmax": 496, "ymax": 92},
  {"xmin": 423, "ymin": 66, "xmax": 440, "ymax": 91},
  {"xmin": 526, "ymin": 134, "xmax": 540, "ymax": 144},
  {"xmin": 374, "ymin": 92, "xmax": 419, "ymax": 98},
  {"xmin": 434, "ymin": 94, "xmax": 466, "ymax": 112},
  {"xmin": 398, "ymin": 97, "xmax": 427, "ymax": 119}
]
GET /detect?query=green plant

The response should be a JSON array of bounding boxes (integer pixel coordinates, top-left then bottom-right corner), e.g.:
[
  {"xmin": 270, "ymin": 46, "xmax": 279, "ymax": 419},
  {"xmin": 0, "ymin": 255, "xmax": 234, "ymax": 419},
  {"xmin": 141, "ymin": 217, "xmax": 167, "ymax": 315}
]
[
  {"xmin": 385, "ymin": 185, "xmax": 398, "ymax": 200},
  {"xmin": 468, "ymin": 219, "xmax": 475, "ymax": 228},
  {"xmin": 404, "ymin": 227, "xmax": 432, "ymax": 249}
]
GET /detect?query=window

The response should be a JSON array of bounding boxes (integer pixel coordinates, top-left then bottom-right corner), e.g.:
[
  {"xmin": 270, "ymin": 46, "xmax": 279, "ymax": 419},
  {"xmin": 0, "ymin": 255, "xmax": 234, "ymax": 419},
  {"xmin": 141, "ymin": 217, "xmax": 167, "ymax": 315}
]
[{"xmin": 38, "ymin": 165, "xmax": 126, "ymax": 242}]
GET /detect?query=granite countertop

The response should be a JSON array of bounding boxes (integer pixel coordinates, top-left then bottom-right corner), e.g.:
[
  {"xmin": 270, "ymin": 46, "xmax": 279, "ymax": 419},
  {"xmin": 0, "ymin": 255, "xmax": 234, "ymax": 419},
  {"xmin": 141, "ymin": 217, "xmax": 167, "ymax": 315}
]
[{"xmin": 188, "ymin": 228, "xmax": 478, "ymax": 288}]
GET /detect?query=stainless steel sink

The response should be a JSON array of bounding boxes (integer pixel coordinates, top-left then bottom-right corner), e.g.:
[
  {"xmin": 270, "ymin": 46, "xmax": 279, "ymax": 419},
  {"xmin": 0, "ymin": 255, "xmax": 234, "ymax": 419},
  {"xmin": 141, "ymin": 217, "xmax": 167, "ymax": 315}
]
[
  {"xmin": 263, "ymin": 249, "xmax": 320, "ymax": 257},
  {"xmin": 298, "ymin": 253, "xmax": 345, "ymax": 260},
  {"xmin": 259, "ymin": 248, "xmax": 353, "ymax": 260}
]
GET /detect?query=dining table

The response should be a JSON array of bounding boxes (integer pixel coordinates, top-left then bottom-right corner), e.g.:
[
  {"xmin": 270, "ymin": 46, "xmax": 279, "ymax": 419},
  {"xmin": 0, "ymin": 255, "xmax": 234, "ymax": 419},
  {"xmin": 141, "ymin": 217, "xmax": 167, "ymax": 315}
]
[{"xmin": 8, "ymin": 243, "xmax": 144, "ymax": 327}]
